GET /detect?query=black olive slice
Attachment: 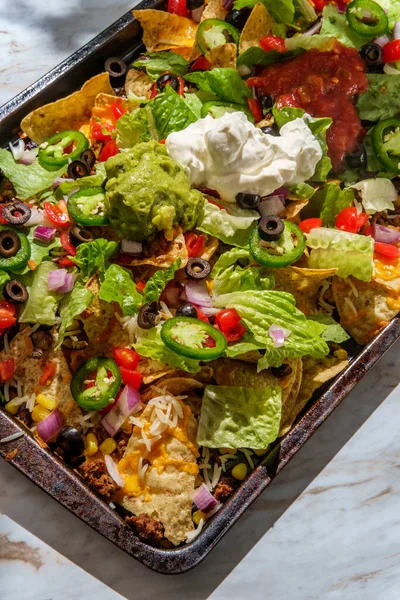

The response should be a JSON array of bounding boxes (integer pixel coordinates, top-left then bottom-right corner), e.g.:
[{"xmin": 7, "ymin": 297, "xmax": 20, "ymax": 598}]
[
  {"xmin": 0, "ymin": 230, "xmax": 21, "ymax": 258},
  {"xmin": 225, "ymin": 8, "xmax": 250, "ymax": 30},
  {"xmin": 105, "ymin": 57, "xmax": 128, "ymax": 86},
  {"xmin": 258, "ymin": 93, "xmax": 274, "ymax": 112},
  {"xmin": 271, "ymin": 363, "xmax": 293, "ymax": 379},
  {"xmin": 137, "ymin": 301, "xmax": 159, "ymax": 329},
  {"xmin": 359, "ymin": 43, "xmax": 383, "ymax": 67},
  {"xmin": 235, "ymin": 192, "xmax": 260, "ymax": 210},
  {"xmin": 176, "ymin": 302, "xmax": 198, "ymax": 318},
  {"xmin": 185, "ymin": 257, "xmax": 211, "ymax": 280},
  {"xmin": 3, "ymin": 279, "xmax": 28, "ymax": 304},
  {"xmin": 156, "ymin": 73, "xmax": 180, "ymax": 93},
  {"xmin": 345, "ymin": 147, "xmax": 367, "ymax": 170},
  {"xmin": 3, "ymin": 202, "xmax": 31, "ymax": 225},
  {"xmin": 80, "ymin": 148, "xmax": 96, "ymax": 169},
  {"xmin": 71, "ymin": 224, "xmax": 93, "ymax": 244},
  {"xmin": 68, "ymin": 160, "xmax": 90, "ymax": 179},
  {"xmin": 258, "ymin": 216, "xmax": 284, "ymax": 241}
]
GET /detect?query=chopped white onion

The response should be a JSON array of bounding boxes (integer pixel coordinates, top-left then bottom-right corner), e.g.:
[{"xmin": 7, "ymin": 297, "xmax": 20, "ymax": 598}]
[
  {"xmin": 9, "ymin": 139, "xmax": 25, "ymax": 161},
  {"xmin": 121, "ymin": 238, "xmax": 143, "ymax": 255},
  {"xmin": 19, "ymin": 149, "xmax": 38, "ymax": 165},
  {"xmin": 238, "ymin": 64, "xmax": 252, "ymax": 77},
  {"xmin": 105, "ymin": 455, "xmax": 124, "ymax": 487},
  {"xmin": 303, "ymin": 19, "xmax": 322, "ymax": 37},
  {"xmin": 394, "ymin": 21, "xmax": 400, "ymax": 41},
  {"xmin": 374, "ymin": 34, "xmax": 390, "ymax": 47}
]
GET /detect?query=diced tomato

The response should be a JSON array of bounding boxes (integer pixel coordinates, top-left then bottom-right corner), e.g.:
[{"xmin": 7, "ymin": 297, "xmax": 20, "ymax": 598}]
[
  {"xmin": 204, "ymin": 335, "xmax": 216, "ymax": 348},
  {"xmin": 208, "ymin": 199, "xmax": 225, "ymax": 210},
  {"xmin": 299, "ymin": 218, "xmax": 323, "ymax": 234},
  {"xmin": 184, "ymin": 232, "xmax": 205, "ymax": 258},
  {"xmin": 247, "ymin": 98, "xmax": 263, "ymax": 123},
  {"xmin": 110, "ymin": 103, "xmax": 126, "ymax": 121},
  {"xmin": 57, "ymin": 256, "xmax": 76, "ymax": 267},
  {"xmin": 363, "ymin": 225, "xmax": 373, "ymax": 236},
  {"xmin": 312, "ymin": 0, "xmax": 329, "ymax": 9},
  {"xmin": 159, "ymin": 139, "xmax": 166, "ymax": 144},
  {"xmin": 39, "ymin": 361, "xmax": 57, "ymax": 386},
  {"xmin": 215, "ymin": 308, "xmax": 246, "ymax": 342},
  {"xmin": 199, "ymin": 187, "xmax": 220, "ymax": 198},
  {"xmin": 0, "ymin": 205, "xmax": 9, "ymax": 225},
  {"xmin": 260, "ymin": 35, "xmax": 286, "ymax": 53},
  {"xmin": 222, "ymin": 322, "xmax": 247, "ymax": 342},
  {"xmin": 120, "ymin": 367, "xmax": 142, "ymax": 390},
  {"xmin": 374, "ymin": 242, "xmax": 400, "ymax": 260},
  {"xmin": 195, "ymin": 307, "xmax": 210, "ymax": 323},
  {"xmin": 335, "ymin": 207, "xmax": 369, "ymax": 233},
  {"xmin": 59, "ymin": 230, "xmax": 76, "ymax": 257},
  {"xmin": 90, "ymin": 119, "xmax": 114, "ymax": 142},
  {"xmin": 0, "ymin": 301, "xmax": 16, "ymax": 329},
  {"xmin": 167, "ymin": 0, "xmax": 189, "ymax": 17},
  {"xmin": 99, "ymin": 140, "xmax": 119, "ymax": 162},
  {"xmin": 382, "ymin": 40, "xmax": 400, "ymax": 64},
  {"xmin": 189, "ymin": 56, "xmax": 212, "ymax": 72},
  {"xmin": 112, "ymin": 347, "xmax": 140, "ymax": 370},
  {"xmin": 44, "ymin": 200, "xmax": 70, "ymax": 228},
  {"xmin": 136, "ymin": 280, "xmax": 146, "ymax": 293},
  {"xmin": 0, "ymin": 357, "xmax": 15, "ymax": 383},
  {"xmin": 150, "ymin": 83, "xmax": 158, "ymax": 99}
]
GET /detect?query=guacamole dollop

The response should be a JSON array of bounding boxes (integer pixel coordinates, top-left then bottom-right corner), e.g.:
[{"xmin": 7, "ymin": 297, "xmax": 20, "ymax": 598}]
[{"xmin": 104, "ymin": 141, "xmax": 204, "ymax": 242}]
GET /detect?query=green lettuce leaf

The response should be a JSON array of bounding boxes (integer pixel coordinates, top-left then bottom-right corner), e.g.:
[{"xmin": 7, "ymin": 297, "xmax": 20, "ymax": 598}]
[
  {"xmin": 233, "ymin": 0, "xmax": 295, "ymax": 25},
  {"xmin": 293, "ymin": 0, "xmax": 318, "ymax": 27},
  {"xmin": 56, "ymin": 280, "xmax": 94, "ymax": 349},
  {"xmin": 116, "ymin": 107, "xmax": 151, "ymax": 149},
  {"xmin": 55, "ymin": 163, "xmax": 107, "ymax": 199},
  {"xmin": 19, "ymin": 262, "xmax": 61, "ymax": 325},
  {"xmin": 99, "ymin": 264, "xmax": 142, "ymax": 315},
  {"xmin": 0, "ymin": 270, "xmax": 10, "ymax": 295},
  {"xmin": 134, "ymin": 324, "xmax": 201, "ymax": 373},
  {"xmin": 351, "ymin": 178, "xmax": 397, "ymax": 214},
  {"xmin": 306, "ymin": 227, "xmax": 374, "ymax": 282},
  {"xmin": 142, "ymin": 259, "xmax": 181, "ymax": 304},
  {"xmin": 237, "ymin": 47, "xmax": 303, "ymax": 67},
  {"xmin": 301, "ymin": 183, "xmax": 354, "ymax": 227},
  {"xmin": 11, "ymin": 227, "xmax": 62, "ymax": 275},
  {"xmin": 197, "ymin": 384, "xmax": 282, "ymax": 449},
  {"xmin": 285, "ymin": 35, "xmax": 336, "ymax": 51},
  {"xmin": 71, "ymin": 239, "xmax": 119, "ymax": 281},
  {"xmin": 214, "ymin": 290, "xmax": 329, "ymax": 369},
  {"xmin": 320, "ymin": 4, "xmax": 366, "ymax": 48},
  {"xmin": 183, "ymin": 93, "xmax": 203, "ymax": 119},
  {"xmin": 0, "ymin": 149, "xmax": 66, "ymax": 200},
  {"xmin": 197, "ymin": 201, "xmax": 259, "ymax": 247},
  {"xmin": 309, "ymin": 314, "xmax": 350, "ymax": 343},
  {"xmin": 185, "ymin": 68, "xmax": 251, "ymax": 105},
  {"xmin": 150, "ymin": 85, "xmax": 200, "ymax": 139},
  {"xmin": 375, "ymin": 0, "xmax": 400, "ymax": 28},
  {"xmin": 357, "ymin": 74, "xmax": 400, "ymax": 123},
  {"xmin": 132, "ymin": 51, "xmax": 189, "ymax": 78},
  {"xmin": 288, "ymin": 182, "xmax": 315, "ymax": 199},
  {"xmin": 212, "ymin": 247, "xmax": 274, "ymax": 296}
]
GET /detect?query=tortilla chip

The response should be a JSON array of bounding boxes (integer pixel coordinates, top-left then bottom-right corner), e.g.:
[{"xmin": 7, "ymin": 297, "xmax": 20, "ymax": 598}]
[
  {"xmin": 133, "ymin": 10, "xmax": 198, "ymax": 52},
  {"xmin": 120, "ymin": 228, "xmax": 189, "ymax": 268},
  {"xmin": 202, "ymin": 0, "xmax": 227, "ymax": 20},
  {"xmin": 281, "ymin": 198, "xmax": 310, "ymax": 220},
  {"xmin": 125, "ymin": 69, "xmax": 154, "ymax": 99},
  {"xmin": 239, "ymin": 3, "xmax": 274, "ymax": 54},
  {"xmin": 332, "ymin": 274, "xmax": 400, "ymax": 345},
  {"xmin": 21, "ymin": 73, "xmax": 114, "ymax": 144},
  {"xmin": 271, "ymin": 266, "xmax": 337, "ymax": 315},
  {"xmin": 120, "ymin": 400, "xmax": 198, "ymax": 545},
  {"xmin": 205, "ymin": 43, "xmax": 237, "ymax": 68},
  {"xmin": 200, "ymin": 235, "xmax": 219, "ymax": 262}
]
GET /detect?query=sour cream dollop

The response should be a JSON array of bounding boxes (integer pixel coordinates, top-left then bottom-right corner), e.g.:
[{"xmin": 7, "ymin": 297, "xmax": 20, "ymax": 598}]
[{"xmin": 166, "ymin": 112, "xmax": 322, "ymax": 202}]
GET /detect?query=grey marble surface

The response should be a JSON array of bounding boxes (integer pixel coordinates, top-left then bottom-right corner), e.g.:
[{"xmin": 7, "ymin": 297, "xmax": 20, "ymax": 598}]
[{"xmin": 1, "ymin": 2, "xmax": 400, "ymax": 599}]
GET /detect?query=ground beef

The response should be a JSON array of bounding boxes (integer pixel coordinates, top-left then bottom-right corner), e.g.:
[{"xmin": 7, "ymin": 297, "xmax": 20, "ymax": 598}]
[
  {"xmin": 79, "ymin": 460, "xmax": 118, "ymax": 501},
  {"xmin": 214, "ymin": 476, "xmax": 238, "ymax": 503},
  {"xmin": 125, "ymin": 513, "xmax": 165, "ymax": 544},
  {"xmin": 16, "ymin": 406, "xmax": 32, "ymax": 428},
  {"xmin": 115, "ymin": 435, "xmax": 129, "ymax": 459},
  {"xmin": 31, "ymin": 330, "xmax": 53, "ymax": 351},
  {"xmin": 143, "ymin": 233, "xmax": 171, "ymax": 258}
]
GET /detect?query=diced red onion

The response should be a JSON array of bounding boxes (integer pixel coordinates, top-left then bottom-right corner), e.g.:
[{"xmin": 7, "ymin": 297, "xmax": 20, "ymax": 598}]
[
  {"xmin": 268, "ymin": 324, "xmax": 291, "ymax": 348},
  {"xmin": 193, "ymin": 483, "xmax": 218, "ymax": 513},
  {"xmin": 394, "ymin": 21, "xmax": 400, "ymax": 41},
  {"xmin": 303, "ymin": 19, "xmax": 322, "ymax": 36},
  {"xmin": 53, "ymin": 177, "xmax": 74, "ymax": 188},
  {"xmin": 47, "ymin": 269, "xmax": 67, "ymax": 291},
  {"xmin": 9, "ymin": 139, "xmax": 25, "ymax": 161},
  {"xmin": 57, "ymin": 273, "xmax": 77, "ymax": 294},
  {"xmin": 274, "ymin": 187, "xmax": 289, "ymax": 201},
  {"xmin": 258, "ymin": 195, "xmax": 285, "ymax": 218},
  {"xmin": 372, "ymin": 224, "xmax": 400, "ymax": 245},
  {"xmin": 104, "ymin": 454, "xmax": 124, "ymax": 487},
  {"xmin": 101, "ymin": 385, "xmax": 142, "ymax": 437},
  {"xmin": 121, "ymin": 238, "xmax": 143, "ymax": 255},
  {"xmin": 185, "ymin": 280, "xmax": 212, "ymax": 308},
  {"xmin": 19, "ymin": 149, "xmax": 38, "ymax": 165},
  {"xmin": 374, "ymin": 35, "xmax": 390, "ymax": 47},
  {"xmin": 335, "ymin": 0, "xmax": 347, "ymax": 13},
  {"xmin": 222, "ymin": 0, "xmax": 233, "ymax": 9},
  {"xmin": 37, "ymin": 409, "xmax": 64, "ymax": 443},
  {"xmin": 190, "ymin": 6, "xmax": 204, "ymax": 22},
  {"xmin": 33, "ymin": 225, "xmax": 57, "ymax": 244}
]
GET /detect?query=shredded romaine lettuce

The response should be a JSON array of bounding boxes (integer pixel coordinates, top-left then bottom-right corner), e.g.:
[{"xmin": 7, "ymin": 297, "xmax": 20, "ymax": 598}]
[
  {"xmin": 133, "ymin": 51, "xmax": 189, "ymax": 78},
  {"xmin": 185, "ymin": 68, "xmax": 251, "ymax": 105},
  {"xmin": 351, "ymin": 178, "xmax": 397, "ymax": 214},
  {"xmin": 197, "ymin": 201, "xmax": 259, "ymax": 247},
  {"xmin": 99, "ymin": 264, "xmax": 142, "ymax": 315},
  {"xmin": 56, "ymin": 281, "xmax": 94, "ymax": 349},
  {"xmin": 19, "ymin": 262, "xmax": 62, "ymax": 326}
]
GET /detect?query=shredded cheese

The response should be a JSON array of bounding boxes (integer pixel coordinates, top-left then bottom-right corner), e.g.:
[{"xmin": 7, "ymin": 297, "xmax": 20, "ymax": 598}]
[
  {"xmin": 347, "ymin": 277, "xmax": 359, "ymax": 298},
  {"xmin": 344, "ymin": 296, "xmax": 358, "ymax": 316},
  {"xmin": 185, "ymin": 518, "xmax": 204, "ymax": 543},
  {"xmin": 241, "ymin": 448, "xmax": 255, "ymax": 470},
  {"xmin": 0, "ymin": 431, "xmax": 24, "ymax": 444}
]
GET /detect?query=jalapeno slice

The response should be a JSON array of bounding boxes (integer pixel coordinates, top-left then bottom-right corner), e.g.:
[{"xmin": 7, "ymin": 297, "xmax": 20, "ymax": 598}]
[
  {"xmin": 38, "ymin": 130, "xmax": 89, "ymax": 171},
  {"xmin": 70, "ymin": 356, "xmax": 122, "ymax": 411},
  {"xmin": 196, "ymin": 19, "xmax": 240, "ymax": 55},
  {"xmin": 0, "ymin": 225, "xmax": 31, "ymax": 271},
  {"xmin": 68, "ymin": 187, "xmax": 109, "ymax": 226},
  {"xmin": 161, "ymin": 317, "xmax": 227, "ymax": 360},
  {"xmin": 371, "ymin": 118, "xmax": 400, "ymax": 174},
  {"xmin": 346, "ymin": 0, "xmax": 388, "ymax": 38},
  {"xmin": 249, "ymin": 220, "xmax": 306, "ymax": 268}
]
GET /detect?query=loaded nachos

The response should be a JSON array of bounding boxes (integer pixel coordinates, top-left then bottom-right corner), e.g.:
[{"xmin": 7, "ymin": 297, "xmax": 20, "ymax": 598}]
[{"xmin": 1, "ymin": 0, "xmax": 400, "ymax": 547}]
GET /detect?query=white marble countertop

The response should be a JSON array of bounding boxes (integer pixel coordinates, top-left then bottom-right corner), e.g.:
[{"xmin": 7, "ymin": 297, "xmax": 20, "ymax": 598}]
[{"xmin": 1, "ymin": 3, "xmax": 400, "ymax": 599}]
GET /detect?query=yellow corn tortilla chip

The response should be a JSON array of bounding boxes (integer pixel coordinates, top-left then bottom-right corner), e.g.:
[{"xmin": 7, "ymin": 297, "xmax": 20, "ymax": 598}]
[
  {"xmin": 200, "ymin": 235, "xmax": 219, "ymax": 262},
  {"xmin": 202, "ymin": 0, "xmax": 227, "ymax": 20},
  {"xmin": 93, "ymin": 93, "xmax": 132, "ymax": 112},
  {"xmin": 239, "ymin": 3, "xmax": 274, "ymax": 54},
  {"xmin": 21, "ymin": 73, "xmax": 114, "ymax": 144},
  {"xmin": 133, "ymin": 10, "xmax": 198, "ymax": 52},
  {"xmin": 205, "ymin": 43, "xmax": 237, "ymax": 68},
  {"xmin": 271, "ymin": 266, "xmax": 337, "ymax": 315},
  {"xmin": 120, "ymin": 228, "xmax": 189, "ymax": 268},
  {"xmin": 281, "ymin": 198, "xmax": 310, "ymax": 220},
  {"xmin": 125, "ymin": 69, "xmax": 155, "ymax": 99}
]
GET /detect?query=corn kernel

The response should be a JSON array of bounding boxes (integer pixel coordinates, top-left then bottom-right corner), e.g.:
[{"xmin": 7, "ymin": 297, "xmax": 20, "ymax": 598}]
[
  {"xmin": 36, "ymin": 394, "xmax": 57, "ymax": 411},
  {"xmin": 253, "ymin": 448, "xmax": 268, "ymax": 456},
  {"xmin": 232, "ymin": 463, "xmax": 248, "ymax": 481},
  {"xmin": 193, "ymin": 510, "xmax": 205, "ymax": 525},
  {"xmin": 219, "ymin": 448, "xmax": 237, "ymax": 455},
  {"xmin": 121, "ymin": 418, "xmax": 133, "ymax": 434},
  {"xmin": 85, "ymin": 433, "xmax": 98, "ymax": 456},
  {"xmin": 5, "ymin": 400, "xmax": 19, "ymax": 415},
  {"xmin": 99, "ymin": 437, "xmax": 117, "ymax": 455},
  {"xmin": 334, "ymin": 348, "xmax": 348, "ymax": 360},
  {"xmin": 31, "ymin": 405, "xmax": 51, "ymax": 422}
]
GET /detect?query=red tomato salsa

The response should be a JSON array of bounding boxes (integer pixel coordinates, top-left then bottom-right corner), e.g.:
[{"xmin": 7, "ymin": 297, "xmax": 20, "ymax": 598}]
[{"xmin": 247, "ymin": 42, "xmax": 368, "ymax": 172}]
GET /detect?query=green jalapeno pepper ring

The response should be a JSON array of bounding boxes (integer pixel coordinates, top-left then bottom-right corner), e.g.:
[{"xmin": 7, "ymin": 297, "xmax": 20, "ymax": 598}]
[
  {"xmin": 70, "ymin": 356, "xmax": 122, "ymax": 411},
  {"xmin": 161, "ymin": 317, "xmax": 227, "ymax": 360},
  {"xmin": 346, "ymin": 0, "xmax": 388, "ymax": 38},
  {"xmin": 196, "ymin": 19, "xmax": 240, "ymax": 55},
  {"xmin": 249, "ymin": 220, "xmax": 306, "ymax": 268},
  {"xmin": 38, "ymin": 130, "xmax": 89, "ymax": 171},
  {"xmin": 0, "ymin": 225, "xmax": 31, "ymax": 271},
  {"xmin": 371, "ymin": 118, "xmax": 400, "ymax": 174},
  {"xmin": 68, "ymin": 187, "xmax": 109, "ymax": 226}
]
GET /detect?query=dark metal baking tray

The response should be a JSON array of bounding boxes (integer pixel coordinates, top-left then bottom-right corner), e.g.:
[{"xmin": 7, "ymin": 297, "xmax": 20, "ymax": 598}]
[{"xmin": 1, "ymin": 1, "xmax": 400, "ymax": 574}]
